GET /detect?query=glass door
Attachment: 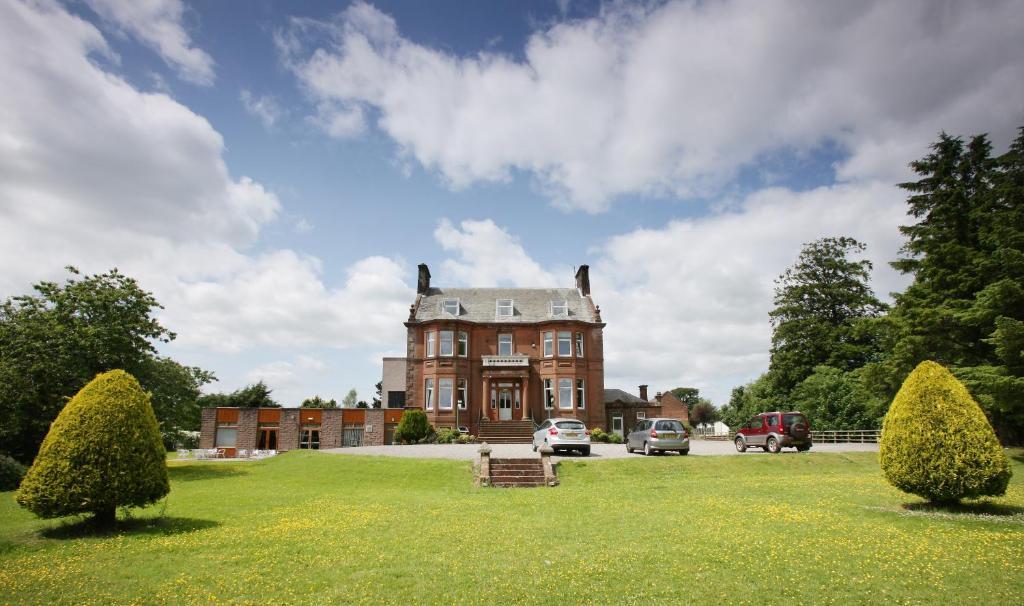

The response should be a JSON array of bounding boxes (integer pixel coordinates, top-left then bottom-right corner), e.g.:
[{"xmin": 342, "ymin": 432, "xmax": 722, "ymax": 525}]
[
  {"xmin": 300, "ymin": 428, "xmax": 320, "ymax": 449},
  {"xmin": 498, "ymin": 389, "xmax": 513, "ymax": 420}
]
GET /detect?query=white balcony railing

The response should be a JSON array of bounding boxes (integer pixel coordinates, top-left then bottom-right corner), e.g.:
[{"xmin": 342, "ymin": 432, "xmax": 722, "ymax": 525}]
[{"xmin": 482, "ymin": 355, "xmax": 529, "ymax": 367}]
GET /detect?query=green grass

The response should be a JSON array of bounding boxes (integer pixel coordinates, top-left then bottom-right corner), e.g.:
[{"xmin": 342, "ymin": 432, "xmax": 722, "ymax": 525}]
[{"xmin": 1, "ymin": 450, "xmax": 1023, "ymax": 605}]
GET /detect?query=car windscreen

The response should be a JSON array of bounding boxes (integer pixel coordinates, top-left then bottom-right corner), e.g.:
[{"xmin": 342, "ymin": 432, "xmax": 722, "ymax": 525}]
[
  {"xmin": 654, "ymin": 420, "xmax": 684, "ymax": 431},
  {"xmin": 782, "ymin": 414, "xmax": 805, "ymax": 429},
  {"xmin": 555, "ymin": 421, "xmax": 585, "ymax": 430}
]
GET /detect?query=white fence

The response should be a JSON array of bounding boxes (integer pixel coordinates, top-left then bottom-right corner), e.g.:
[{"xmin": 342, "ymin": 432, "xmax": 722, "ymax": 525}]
[{"xmin": 808, "ymin": 429, "xmax": 881, "ymax": 443}]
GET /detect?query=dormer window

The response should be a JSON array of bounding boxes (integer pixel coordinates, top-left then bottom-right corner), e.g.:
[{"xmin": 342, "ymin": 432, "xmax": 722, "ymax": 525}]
[
  {"xmin": 550, "ymin": 300, "xmax": 568, "ymax": 317},
  {"xmin": 440, "ymin": 298, "xmax": 459, "ymax": 316},
  {"xmin": 496, "ymin": 299, "xmax": 513, "ymax": 317}
]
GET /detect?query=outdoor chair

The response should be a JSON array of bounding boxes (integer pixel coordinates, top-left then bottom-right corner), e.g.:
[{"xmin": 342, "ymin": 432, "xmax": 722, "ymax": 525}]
[
  {"xmin": 177, "ymin": 449, "xmax": 190, "ymax": 459},
  {"xmin": 237, "ymin": 449, "xmax": 248, "ymax": 459},
  {"xmin": 193, "ymin": 449, "xmax": 206, "ymax": 460},
  {"xmin": 209, "ymin": 448, "xmax": 221, "ymax": 459}
]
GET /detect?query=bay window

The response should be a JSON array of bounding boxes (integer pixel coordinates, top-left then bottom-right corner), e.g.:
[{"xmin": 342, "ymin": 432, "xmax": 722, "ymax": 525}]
[
  {"xmin": 576, "ymin": 332, "xmax": 584, "ymax": 357},
  {"xmin": 542, "ymin": 331, "xmax": 553, "ymax": 357},
  {"xmin": 426, "ymin": 331, "xmax": 435, "ymax": 357},
  {"xmin": 558, "ymin": 378, "xmax": 573, "ymax": 409},
  {"xmin": 424, "ymin": 378, "xmax": 434, "ymax": 409},
  {"xmin": 438, "ymin": 378, "xmax": 453, "ymax": 410},
  {"xmin": 558, "ymin": 331, "xmax": 571, "ymax": 357},
  {"xmin": 543, "ymin": 379, "xmax": 554, "ymax": 409},
  {"xmin": 576, "ymin": 378, "xmax": 586, "ymax": 409},
  {"xmin": 458, "ymin": 331, "xmax": 468, "ymax": 356},
  {"xmin": 440, "ymin": 330, "xmax": 454, "ymax": 356}
]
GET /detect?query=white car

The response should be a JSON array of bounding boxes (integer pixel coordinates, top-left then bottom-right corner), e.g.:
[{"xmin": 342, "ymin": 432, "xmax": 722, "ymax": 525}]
[{"xmin": 532, "ymin": 418, "xmax": 591, "ymax": 456}]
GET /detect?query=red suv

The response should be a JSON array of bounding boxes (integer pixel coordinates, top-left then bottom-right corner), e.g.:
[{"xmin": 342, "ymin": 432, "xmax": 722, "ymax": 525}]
[{"xmin": 734, "ymin": 411, "xmax": 811, "ymax": 453}]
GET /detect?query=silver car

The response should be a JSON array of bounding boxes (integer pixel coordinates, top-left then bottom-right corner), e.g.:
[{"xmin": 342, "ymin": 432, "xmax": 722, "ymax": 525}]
[
  {"xmin": 532, "ymin": 418, "xmax": 591, "ymax": 456},
  {"xmin": 626, "ymin": 418, "xmax": 690, "ymax": 455}
]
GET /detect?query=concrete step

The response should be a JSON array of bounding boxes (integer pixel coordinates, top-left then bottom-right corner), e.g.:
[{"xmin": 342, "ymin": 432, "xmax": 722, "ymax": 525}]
[{"xmin": 491, "ymin": 477, "xmax": 546, "ymax": 487}]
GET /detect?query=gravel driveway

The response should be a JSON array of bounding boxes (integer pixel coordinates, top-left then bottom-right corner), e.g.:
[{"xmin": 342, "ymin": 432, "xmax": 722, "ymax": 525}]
[{"xmin": 322, "ymin": 440, "xmax": 877, "ymax": 461}]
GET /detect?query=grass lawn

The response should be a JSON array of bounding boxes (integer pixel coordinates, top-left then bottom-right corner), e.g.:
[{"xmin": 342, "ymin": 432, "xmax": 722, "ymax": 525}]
[{"xmin": 1, "ymin": 450, "xmax": 1022, "ymax": 605}]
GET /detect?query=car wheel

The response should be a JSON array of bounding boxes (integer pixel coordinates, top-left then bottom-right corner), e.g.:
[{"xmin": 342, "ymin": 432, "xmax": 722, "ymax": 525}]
[
  {"xmin": 734, "ymin": 437, "xmax": 746, "ymax": 452},
  {"xmin": 767, "ymin": 436, "xmax": 781, "ymax": 454},
  {"xmin": 679, "ymin": 449, "xmax": 689, "ymax": 456},
  {"xmin": 581, "ymin": 447, "xmax": 590, "ymax": 456},
  {"xmin": 626, "ymin": 443, "xmax": 634, "ymax": 454},
  {"xmin": 643, "ymin": 442, "xmax": 652, "ymax": 456}
]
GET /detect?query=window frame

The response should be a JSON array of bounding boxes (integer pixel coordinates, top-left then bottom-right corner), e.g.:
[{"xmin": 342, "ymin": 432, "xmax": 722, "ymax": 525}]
[
  {"xmin": 424, "ymin": 378, "xmax": 435, "ymax": 409},
  {"xmin": 557, "ymin": 331, "xmax": 572, "ymax": 357},
  {"xmin": 440, "ymin": 298, "xmax": 459, "ymax": 316},
  {"xmin": 558, "ymin": 378, "xmax": 573, "ymax": 410},
  {"xmin": 457, "ymin": 331, "xmax": 468, "ymax": 357},
  {"xmin": 576, "ymin": 332, "xmax": 584, "ymax": 357},
  {"xmin": 636, "ymin": 411, "xmax": 646, "ymax": 420},
  {"xmin": 439, "ymin": 330, "xmax": 454, "ymax": 357},
  {"xmin": 457, "ymin": 379, "xmax": 468, "ymax": 410},
  {"xmin": 425, "ymin": 331, "xmax": 435, "ymax": 358},
  {"xmin": 543, "ymin": 379, "xmax": 554, "ymax": 409},
  {"xmin": 438, "ymin": 378, "xmax": 454, "ymax": 410},
  {"xmin": 542, "ymin": 331, "xmax": 553, "ymax": 357},
  {"xmin": 550, "ymin": 300, "xmax": 568, "ymax": 317},
  {"xmin": 496, "ymin": 298, "xmax": 513, "ymax": 317},
  {"xmin": 576, "ymin": 378, "xmax": 585, "ymax": 409},
  {"xmin": 498, "ymin": 333, "xmax": 513, "ymax": 356}
]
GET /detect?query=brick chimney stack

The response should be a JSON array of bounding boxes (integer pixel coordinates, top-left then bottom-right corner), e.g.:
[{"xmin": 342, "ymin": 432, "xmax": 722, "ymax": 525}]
[
  {"xmin": 417, "ymin": 263, "xmax": 431, "ymax": 294},
  {"xmin": 639, "ymin": 385, "xmax": 648, "ymax": 401},
  {"xmin": 575, "ymin": 264, "xmax": 590, "ymax": 296}
]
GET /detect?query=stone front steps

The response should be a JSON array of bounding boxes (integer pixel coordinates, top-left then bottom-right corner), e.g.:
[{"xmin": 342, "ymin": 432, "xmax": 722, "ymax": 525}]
[
  {"xmin": 489, "ymin": 458, "xmax": 546, "ymax": 487},
  {"xmin": 478, "ymin": 420, "xmax": 535, "ymax": 444}
]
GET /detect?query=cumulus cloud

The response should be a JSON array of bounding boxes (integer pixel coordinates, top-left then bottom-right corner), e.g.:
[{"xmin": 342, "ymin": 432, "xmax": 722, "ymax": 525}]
[
  {"xmin": 282, "ymin": 0, "xmax": 1024, "ymax": 211},
  {"xmin": 0, "ymin": 0, "xmax": 412, "ymax": 357},
  {"xmin": 433, "ymin": 219, "xmax": 560, "ymax": 287},
  {"xmin": 83, "ymin": 0, "xmax": 216, "ymax": 85}
]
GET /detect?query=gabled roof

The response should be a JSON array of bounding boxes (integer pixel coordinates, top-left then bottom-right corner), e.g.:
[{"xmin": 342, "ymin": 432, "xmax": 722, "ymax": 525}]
[
  {"xmin": 414, "ymin": 287, "xmax": 598, "ymax": 324},
  {"xmin": 603, "ymin": 388, "xmax": 649, "ymax": 404}
]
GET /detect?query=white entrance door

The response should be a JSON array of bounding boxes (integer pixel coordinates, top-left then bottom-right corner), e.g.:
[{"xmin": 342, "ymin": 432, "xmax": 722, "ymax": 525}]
[
  {"xmin": 498, "ymin": 389, "xmax": 513, "ymax": 420},
  {"xmin": 611, "ymin": 415, "xmax": 624, "ymax": 437}
]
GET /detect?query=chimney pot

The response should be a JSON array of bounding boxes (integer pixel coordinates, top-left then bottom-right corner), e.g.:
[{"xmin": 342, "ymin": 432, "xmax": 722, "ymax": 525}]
[
  {"xmin": 639, "ymin": 384, "xmax": 648, "ymax": 401},
  {"xmin": 417, "ymin": 263, "xmax": 431, "ymax": 294},
  {"xmin": 575, "ymin": 264, "xmax": 591, "ymax": 296}
]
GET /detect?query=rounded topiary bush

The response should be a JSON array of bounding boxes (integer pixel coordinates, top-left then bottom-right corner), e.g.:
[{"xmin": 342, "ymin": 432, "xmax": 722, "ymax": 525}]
[
  {"xmin": 16, "ymin": 370, "xmax": 169, "ymax": 524},
  {"xmin": 395, "ymin": 409, "xmax": 430, "ymax": 444},
  {"xmin": 0, "ymin": 454, "xmax": 28, "ymax": 492},
  {"xmin": 880, "ymin": 360, "xmax": 1011, "ymax": 503}
]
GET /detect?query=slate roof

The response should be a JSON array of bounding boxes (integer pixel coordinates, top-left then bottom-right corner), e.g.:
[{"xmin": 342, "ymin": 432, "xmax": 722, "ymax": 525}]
[
  {"xmin": 603, "ymin": 388, "xmax": 649, "ymax": 405},
  {"xmin": 414, "ymin": 287, "xmax": 598, "ymax": 324}
]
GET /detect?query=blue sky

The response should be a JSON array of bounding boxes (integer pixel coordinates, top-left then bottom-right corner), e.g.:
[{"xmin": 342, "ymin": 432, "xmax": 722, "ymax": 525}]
[{"xmin": 1, "ymin": 0, "xmax": 1022, "ymax": 406}]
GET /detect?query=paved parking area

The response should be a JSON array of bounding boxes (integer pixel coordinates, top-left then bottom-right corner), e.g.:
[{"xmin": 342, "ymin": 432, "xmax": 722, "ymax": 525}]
[{"xmin": 322, "ymin": 440, "xmax": 877, "ymax": 461}]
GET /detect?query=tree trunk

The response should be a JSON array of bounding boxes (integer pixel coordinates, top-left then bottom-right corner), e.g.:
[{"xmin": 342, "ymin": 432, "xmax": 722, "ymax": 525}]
[{"xmin": 92, "ymin": 505, "xmax": 116, "ymax": 527}]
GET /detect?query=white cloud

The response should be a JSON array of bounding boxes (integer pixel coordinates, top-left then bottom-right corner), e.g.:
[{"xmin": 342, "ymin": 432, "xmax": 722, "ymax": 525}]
[
  {"xmin": 433, "ymin": 218, "xmax": 561, "ymax": 287},
  {"xmin": 245, "ymin": 355, "xmax": 327, "ymax": 389},
  {"xmin": 83, "ymin": 0, "xmax": 215, "ymax": 85},
  {"xmin": 0, "ymin": 0, "xmax": 412, "ymax": 360},
  {"xmin": 240, "ymin": 89, "xmax": 285, "ymax": 128},
  {"xmin": 282, "ymin": 0, "xmax": 1024, "ymax": 211}
]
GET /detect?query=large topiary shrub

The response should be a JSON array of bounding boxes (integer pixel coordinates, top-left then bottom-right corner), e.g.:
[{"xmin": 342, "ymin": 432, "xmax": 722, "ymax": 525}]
[
  {"xmin": 395, "ymin": 409, "xmax": 430, "ymax": 444},
  {"xmin": 880, "ymin": 360, "xmax": 1011, "ymax": 503},
  {"xmin": 16, "ymin": 370, "xmax": 169, "ymax": 525}
]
